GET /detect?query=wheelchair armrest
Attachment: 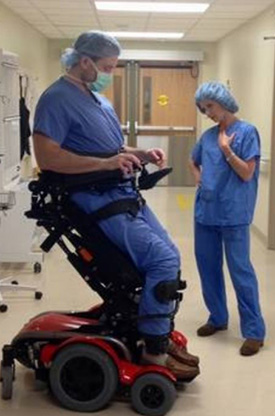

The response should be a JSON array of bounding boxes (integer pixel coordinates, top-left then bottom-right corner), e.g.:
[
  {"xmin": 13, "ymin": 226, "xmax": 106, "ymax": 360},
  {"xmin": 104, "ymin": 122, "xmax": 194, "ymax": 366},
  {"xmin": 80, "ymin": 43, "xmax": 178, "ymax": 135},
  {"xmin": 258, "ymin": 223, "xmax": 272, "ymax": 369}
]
[{"xmin": 138, "ymin": 167, "xmax": 173, "ymax": 190}]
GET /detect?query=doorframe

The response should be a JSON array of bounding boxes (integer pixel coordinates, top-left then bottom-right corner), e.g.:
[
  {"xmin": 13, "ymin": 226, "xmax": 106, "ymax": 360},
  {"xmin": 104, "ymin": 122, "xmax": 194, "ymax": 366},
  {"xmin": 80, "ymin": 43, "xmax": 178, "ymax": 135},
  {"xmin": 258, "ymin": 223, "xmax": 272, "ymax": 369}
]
[
  {"xmin": 268, "ymin": 67, "xmax": 275, "ymax": 249},
  {"xmin": 125, "ymin": 61, "xmax": 139, "ymax": 147}
]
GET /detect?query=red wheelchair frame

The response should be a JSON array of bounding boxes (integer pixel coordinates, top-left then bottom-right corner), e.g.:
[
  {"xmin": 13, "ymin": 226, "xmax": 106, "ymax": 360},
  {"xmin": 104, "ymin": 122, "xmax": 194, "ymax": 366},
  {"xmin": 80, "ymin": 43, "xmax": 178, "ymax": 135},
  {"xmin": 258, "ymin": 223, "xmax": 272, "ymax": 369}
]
[{"xmin": 0, "ymin": 168, "xmax": 196, "ymax": 416}]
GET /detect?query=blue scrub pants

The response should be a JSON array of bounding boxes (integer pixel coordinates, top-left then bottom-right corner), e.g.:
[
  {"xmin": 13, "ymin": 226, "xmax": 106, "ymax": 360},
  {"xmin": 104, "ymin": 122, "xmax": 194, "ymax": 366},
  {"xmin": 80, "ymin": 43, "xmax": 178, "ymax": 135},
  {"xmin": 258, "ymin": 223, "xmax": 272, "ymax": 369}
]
[
  {"xmin": 99, "ymin": 204, "xmax": 181, "ymax": 336},
  {"xmin": 195, "ymin": 221, "xmax": 265, "ymax": 340},
  {"xmin": 73, "ymin": 188, "xmax": 181, "ymax": 337}
]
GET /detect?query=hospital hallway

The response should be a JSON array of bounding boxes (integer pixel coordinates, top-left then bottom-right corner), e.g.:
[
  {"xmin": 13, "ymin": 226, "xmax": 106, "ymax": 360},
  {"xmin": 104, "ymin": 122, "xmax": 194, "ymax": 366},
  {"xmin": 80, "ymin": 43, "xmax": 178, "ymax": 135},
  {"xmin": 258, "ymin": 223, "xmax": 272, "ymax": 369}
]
[{"xmin": 0, "ymin": 185, "xmax": 275, "ymax": 416}]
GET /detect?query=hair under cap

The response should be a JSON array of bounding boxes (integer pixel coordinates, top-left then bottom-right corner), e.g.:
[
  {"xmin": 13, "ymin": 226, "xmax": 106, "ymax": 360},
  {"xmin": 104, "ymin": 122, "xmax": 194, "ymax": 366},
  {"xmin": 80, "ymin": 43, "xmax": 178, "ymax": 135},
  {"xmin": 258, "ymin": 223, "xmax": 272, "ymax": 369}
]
[
  {"xmin": 195, "ymin": 81, "xmax": 239, "ymax": 114},
  {"xmin": 61, "ymin": 30, "xmax": 121, "ymax": 69}
]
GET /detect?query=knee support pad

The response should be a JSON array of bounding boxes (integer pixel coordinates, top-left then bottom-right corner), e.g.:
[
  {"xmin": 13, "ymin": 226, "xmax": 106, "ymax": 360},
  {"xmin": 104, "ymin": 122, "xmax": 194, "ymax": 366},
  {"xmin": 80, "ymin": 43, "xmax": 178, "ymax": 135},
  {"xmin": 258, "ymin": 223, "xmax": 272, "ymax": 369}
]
[
  {"xmin": 155, "ymin": 278, "xmax": 186, "ymax": 303},
  {"xmin": 144, "ymin": 334, "xmax": 170, "ymax": 355}
]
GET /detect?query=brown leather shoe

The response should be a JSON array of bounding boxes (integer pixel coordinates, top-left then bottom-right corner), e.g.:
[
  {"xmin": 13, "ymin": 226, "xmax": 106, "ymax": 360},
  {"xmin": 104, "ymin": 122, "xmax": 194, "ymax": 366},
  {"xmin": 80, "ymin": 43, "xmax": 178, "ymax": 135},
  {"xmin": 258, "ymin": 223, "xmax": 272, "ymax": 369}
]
[
  {"xmin": 165, "ymin": 355, "xmax": 200, "ymax": 380},
  {"xmin": 141, "ymin": 354, "xmax": 200, "ymax": 381},
  {"xmin": 197, "ymin": 323, "xmax": 228, "ymax": 337},
  {"xmin": 168, "ymin": 340, "xmax": 200, "ymax": 367},
  {"xmin": 240, "ymin": 339, "xmax": 264, "ymax": 356}
]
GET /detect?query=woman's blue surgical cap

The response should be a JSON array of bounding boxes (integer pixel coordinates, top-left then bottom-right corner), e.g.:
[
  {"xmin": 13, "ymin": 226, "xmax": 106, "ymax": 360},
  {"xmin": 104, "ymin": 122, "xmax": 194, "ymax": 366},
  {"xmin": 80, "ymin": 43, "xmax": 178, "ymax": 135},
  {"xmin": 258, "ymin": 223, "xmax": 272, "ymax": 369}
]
[
  {"xmin": 61, "ymin": 30, "xmax": 121, "ymax": 69},
  {"xmin": 195, "ymin": 81, "xmax": 239, "ymax": 114}
]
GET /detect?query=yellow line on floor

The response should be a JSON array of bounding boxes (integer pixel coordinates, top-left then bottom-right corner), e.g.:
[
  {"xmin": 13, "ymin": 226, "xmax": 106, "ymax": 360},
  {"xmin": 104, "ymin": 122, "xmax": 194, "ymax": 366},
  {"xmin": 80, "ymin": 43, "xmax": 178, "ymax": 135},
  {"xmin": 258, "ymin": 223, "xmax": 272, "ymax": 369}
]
[{"xmin": 176, "ymin": 194, "xmax": 194, "ymax": 211}]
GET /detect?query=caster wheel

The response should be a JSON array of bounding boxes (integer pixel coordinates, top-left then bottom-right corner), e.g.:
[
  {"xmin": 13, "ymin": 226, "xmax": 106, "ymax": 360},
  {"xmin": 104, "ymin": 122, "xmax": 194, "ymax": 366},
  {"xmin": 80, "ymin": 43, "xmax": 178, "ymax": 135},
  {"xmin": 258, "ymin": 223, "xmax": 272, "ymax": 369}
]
[
  {"xmin": 1, "ymin": 363, "xmax": 14, "ymax": 400},
  {"xmin": 11, "ymin": 281, "xmax": 18, "ymax": 285},
  {"xmin": 0, "ymin": 304, "xmax": 8, "ymax": 313},
  {"xmin": 34, "ymin": 262, "xmax": 42, "ymax": 274},
  {"xmin": 49, "ymin": 344, "xmax": 118, "ymax": 412},
  {"xmin": 35, "ymin": 291, "xmax": 43, "ymax": 300},
  {"xmin": 131, "ymin": 373, "xmax": 176, "ymax": 416}
]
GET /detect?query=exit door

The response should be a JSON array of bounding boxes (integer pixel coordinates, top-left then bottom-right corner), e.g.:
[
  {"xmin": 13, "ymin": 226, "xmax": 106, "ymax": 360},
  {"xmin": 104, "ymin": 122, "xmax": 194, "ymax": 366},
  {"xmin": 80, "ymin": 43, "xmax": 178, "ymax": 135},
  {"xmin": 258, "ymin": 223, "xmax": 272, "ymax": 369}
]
[{"xmin": 103, "ymin": 62, "xmax": 198, "ymax": 186}]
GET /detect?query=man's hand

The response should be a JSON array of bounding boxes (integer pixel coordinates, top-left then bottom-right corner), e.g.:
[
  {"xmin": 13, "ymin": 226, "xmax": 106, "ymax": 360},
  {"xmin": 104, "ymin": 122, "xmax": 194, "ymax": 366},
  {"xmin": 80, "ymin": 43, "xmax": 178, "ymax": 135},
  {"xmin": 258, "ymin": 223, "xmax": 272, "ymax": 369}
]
[
  {"xmin": 105, "ymin": 153, "xmax": 142, "ymax": 175},
  {"xmin": 146, "ymin": 148, "xmax": 167, "ymax": 168}
]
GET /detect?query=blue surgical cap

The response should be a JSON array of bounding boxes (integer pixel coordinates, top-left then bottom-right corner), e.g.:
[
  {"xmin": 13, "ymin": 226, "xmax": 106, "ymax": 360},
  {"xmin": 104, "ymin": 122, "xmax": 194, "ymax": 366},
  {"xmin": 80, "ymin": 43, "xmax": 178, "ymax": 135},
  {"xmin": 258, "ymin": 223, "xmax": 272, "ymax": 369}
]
[
  {"xmin": 61, "ymin": 31, "xmax": 121, "ymax": 69},
  {"xmin": 195, "ymin": 81, "xmax": 239, "ymax": 114}
]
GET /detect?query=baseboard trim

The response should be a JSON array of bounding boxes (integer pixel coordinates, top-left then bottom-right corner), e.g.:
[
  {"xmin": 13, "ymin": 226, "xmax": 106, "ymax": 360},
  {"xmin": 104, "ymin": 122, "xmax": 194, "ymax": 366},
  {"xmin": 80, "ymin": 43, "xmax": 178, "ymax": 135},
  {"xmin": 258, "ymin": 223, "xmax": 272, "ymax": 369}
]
[{"xmin": 251, "ymin": 224, "xmax": 268, "ymax": 247}]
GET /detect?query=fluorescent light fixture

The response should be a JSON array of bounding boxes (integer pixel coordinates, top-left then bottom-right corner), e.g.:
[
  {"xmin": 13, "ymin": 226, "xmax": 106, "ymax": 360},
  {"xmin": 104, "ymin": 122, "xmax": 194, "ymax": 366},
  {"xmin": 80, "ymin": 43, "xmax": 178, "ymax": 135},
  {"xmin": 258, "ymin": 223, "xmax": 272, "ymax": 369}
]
[
  {"xmin": 107, "ymin": 32, "xmax": 184, "ymax": 39},
  {"xmin": 95, "ymin": 2, "xmax": 209, "ymax": 13}
]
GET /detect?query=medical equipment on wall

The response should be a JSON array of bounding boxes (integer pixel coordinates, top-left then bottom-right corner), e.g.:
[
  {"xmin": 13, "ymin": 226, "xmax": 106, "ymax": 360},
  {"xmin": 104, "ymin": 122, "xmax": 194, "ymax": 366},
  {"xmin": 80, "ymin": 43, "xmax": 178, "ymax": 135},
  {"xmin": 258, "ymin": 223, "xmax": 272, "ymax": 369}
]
[
  {"xmin": 0, "ymin": 49, "xmax": 21, "ymax": 191},
  {"xmin": 0, "ymin": 49, "xmax": 43, "ymax": 311}
]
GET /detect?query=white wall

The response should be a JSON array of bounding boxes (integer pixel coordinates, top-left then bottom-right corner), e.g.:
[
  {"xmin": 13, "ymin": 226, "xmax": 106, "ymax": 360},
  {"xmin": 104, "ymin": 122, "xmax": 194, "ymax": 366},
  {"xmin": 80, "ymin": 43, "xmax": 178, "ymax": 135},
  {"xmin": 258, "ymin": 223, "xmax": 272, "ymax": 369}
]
[
  {"xmin": 0, "ymin": 2, "xmax": 50, "ymax": 177},
  {"xmin": 1, "ymin": 0, "xmax": 273, "ymax": 241},
  {"xmin": 0, "ymin": 1, "xmax": 49, "ymax": 93},
  {"xmin": 214, "ymin": 5, "xmax": 275, "ymax": 241},
  {"xmin": 48, "ymin": 38, "xmax": 217, "ymax": 85}
]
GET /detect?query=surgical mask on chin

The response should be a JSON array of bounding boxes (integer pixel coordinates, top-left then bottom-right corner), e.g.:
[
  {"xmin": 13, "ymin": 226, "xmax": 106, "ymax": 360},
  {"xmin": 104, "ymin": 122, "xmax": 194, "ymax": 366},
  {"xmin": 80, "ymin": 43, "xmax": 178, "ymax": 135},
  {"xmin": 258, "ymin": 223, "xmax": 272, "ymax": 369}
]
[{"xmin": 89, "ymin": 71, "xmax": 113, "ymax": 93}]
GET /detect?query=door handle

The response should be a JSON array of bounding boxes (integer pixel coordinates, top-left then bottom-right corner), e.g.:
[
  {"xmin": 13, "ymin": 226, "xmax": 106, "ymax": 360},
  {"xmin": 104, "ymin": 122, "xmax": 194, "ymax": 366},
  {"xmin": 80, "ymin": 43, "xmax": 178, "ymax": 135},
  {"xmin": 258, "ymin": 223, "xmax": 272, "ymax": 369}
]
[
  {"xmin": 121, "ymin": 121, "xmax": 130, "ymax": 134},
  {"xmin": 137, "ymin": 125, "xmax": 195, "ymax": 133}
]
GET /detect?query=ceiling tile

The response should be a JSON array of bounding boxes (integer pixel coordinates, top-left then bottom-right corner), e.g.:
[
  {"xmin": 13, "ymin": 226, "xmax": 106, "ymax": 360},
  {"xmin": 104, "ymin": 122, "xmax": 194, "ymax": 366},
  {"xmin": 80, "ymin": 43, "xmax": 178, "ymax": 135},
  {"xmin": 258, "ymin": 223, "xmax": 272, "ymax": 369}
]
[
  {"xmin": 31, "ymin": 0, "xmax": 92, "ymax": 9},
  {"xmin": 1, "ymin": 0, "xmax": 31, "ymax": 7},
  {"xmin": 99, "ymin": 16, "xmax": 148, "ymax": 30},
  {"xmin": 57, "ymin": 25, "xmax": 101, "ymax": 38},
  {"xmin": 216, "ymin": 0, "xmax": 273, "ymax": 4},
  {"xmin": 1, "ymin": 0, "xmax": 274, "ymax": 42},
  {"xmin": 146, "ymin": 18, "xmax": 198, "ymax": 31},
  {"xmin": 194, "ymin": 18, "xmax": 246, "ymax": 29}
]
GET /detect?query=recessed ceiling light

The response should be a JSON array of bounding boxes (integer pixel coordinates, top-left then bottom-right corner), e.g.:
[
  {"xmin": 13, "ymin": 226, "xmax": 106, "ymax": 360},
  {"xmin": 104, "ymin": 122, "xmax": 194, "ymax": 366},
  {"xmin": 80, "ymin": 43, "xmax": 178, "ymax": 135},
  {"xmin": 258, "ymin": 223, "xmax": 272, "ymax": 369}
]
[
  {"xmin": 95, "ymin": 2, "xmax": 209, "ymax": 13},
  {"xmin": 107, "ymin": 32, "xmax": 184, "ymax": 39}
]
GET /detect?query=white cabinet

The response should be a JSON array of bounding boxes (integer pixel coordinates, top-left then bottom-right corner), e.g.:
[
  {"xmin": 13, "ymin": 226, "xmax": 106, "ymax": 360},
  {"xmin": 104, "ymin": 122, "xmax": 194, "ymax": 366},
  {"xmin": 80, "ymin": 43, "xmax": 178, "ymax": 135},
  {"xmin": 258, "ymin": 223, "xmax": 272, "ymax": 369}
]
[{"xmin": 0, "ymin": 182, "xmax": 43, "ymax": 265}]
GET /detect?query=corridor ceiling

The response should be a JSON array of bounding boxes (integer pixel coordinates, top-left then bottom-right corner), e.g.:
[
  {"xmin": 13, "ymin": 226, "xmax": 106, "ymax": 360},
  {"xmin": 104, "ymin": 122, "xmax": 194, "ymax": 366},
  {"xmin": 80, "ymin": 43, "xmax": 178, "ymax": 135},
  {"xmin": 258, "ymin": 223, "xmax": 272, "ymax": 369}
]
[{"xmin": 1, "ymin": 0, "xmax": 275, "ymax": 41}]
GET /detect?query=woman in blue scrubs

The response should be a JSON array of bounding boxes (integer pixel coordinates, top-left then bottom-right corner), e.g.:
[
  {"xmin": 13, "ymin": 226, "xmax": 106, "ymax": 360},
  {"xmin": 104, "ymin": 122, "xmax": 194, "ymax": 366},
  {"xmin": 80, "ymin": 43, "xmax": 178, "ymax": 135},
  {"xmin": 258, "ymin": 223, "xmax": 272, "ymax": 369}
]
[{"xmin": 189, "ymin": 81, "xmax": 265, "ymax": 356}]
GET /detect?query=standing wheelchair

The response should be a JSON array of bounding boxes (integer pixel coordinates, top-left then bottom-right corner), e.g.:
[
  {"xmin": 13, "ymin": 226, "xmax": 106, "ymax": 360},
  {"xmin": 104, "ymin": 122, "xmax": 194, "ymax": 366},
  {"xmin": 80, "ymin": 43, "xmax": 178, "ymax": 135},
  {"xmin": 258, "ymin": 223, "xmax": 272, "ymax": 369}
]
[{"xmin": 0, "ymin": 166, "xmax": 199, "ymax": 416}]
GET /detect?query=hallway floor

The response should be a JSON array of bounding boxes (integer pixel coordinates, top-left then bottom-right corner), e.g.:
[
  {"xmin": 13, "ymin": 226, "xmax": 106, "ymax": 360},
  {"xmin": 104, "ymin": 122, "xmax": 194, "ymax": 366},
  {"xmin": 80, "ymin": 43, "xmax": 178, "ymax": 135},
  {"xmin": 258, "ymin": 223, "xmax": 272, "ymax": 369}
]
[{"xmin": 0, "ymin": 186, "xmax": 274, "ymax": 416}]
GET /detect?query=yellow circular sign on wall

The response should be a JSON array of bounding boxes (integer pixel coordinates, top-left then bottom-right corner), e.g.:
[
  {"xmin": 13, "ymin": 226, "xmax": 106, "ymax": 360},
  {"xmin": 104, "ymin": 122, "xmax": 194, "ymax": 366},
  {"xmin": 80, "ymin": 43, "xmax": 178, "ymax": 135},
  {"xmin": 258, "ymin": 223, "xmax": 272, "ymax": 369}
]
[{"xmin": 157, "ymin": 94, "xmax": 169, "ymax": 106}]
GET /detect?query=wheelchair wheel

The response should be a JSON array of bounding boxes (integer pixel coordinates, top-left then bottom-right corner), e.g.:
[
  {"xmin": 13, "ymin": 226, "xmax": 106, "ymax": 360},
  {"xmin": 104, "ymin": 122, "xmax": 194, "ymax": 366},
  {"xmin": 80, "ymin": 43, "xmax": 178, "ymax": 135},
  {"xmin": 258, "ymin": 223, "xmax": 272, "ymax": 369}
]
[
  {"xmin": 131, "ymin": 373, "xmax": 176, "ymax": 416},
  {"xmin": 49, "ymin": 344, "xmax": 118, "ymax": 412},
  {"xmin": 1, "ymin": 363, "xmax": 14, "ymax": 400}
]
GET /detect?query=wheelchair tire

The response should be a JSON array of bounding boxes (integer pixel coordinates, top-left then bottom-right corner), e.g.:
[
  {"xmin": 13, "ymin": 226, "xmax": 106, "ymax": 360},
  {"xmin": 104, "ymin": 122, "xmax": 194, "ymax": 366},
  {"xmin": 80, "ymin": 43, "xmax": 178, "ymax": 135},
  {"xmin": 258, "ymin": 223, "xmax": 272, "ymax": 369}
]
[
  {"xmin": 131, "ymin": 373, "xmax": 176, "ymax": 416},
  {"xmin": 1, "ymin": 363, "xmax": 14, "ymax": 400},
  {"xmin": 49, "ymin": 343, "xmax": 118, "ymax": 412}
]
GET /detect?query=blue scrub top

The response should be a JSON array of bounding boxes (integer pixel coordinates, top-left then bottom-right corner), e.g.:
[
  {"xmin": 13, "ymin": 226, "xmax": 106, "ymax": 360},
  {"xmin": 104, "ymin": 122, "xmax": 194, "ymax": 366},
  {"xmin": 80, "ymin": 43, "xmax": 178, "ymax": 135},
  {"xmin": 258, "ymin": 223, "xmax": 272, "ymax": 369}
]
[
  {"xmin": 33, "ymin": 77, "xmax": 136, "ymax": 213},
  {"xmin": 34, "ymin": 77, "xmax": 124, "ymax": 155},
  {"xmin": 191, "ymin": 120, "xmax": 260, "ymax": 226}
]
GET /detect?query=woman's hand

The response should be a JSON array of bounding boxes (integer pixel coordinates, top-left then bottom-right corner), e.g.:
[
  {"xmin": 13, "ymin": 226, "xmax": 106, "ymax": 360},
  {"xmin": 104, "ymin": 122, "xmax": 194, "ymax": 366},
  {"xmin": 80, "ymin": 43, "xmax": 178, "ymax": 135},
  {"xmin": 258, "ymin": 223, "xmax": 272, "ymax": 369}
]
[
  {"xmin": 218, "ymin": 126, "xmax": 235, "ymax": 151},
  {"xmin": 194, "ymin": 169, "xmax": 201, "ymax": 186},
  {"xmin": 189, "ymin": 159, "xmax": 201, "ymax": 186}
]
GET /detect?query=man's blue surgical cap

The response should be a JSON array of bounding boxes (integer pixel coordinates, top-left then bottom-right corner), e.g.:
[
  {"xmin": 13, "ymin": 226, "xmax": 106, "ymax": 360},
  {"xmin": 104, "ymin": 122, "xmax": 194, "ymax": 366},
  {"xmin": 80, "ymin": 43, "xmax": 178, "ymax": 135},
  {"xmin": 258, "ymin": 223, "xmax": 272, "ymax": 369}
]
[
  {"xmin": 195, "ymin": 81, "xmax": 239, "ymax": 114},
  {"xmin": 61, "ymin": 30, "xmax": 121, "ymax": 69}
]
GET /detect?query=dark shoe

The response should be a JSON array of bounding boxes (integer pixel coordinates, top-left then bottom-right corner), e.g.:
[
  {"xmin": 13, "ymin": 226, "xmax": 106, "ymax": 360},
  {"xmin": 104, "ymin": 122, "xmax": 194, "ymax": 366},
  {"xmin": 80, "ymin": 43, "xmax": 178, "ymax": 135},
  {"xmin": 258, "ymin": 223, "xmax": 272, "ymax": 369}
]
[
  {"xmin": 165, "ymin": 355, "xmax": 200, "ymax": 380},
  {"xmin": 240, "ymin": 339, "xmax": 264, "ymax": 356},
  {"xmin": 141, "ymin": 353, "xmax": 200, "ymax": 381},
  {"xmin": 168, "ymin": 340, "xmax": 199, "ymax": 367},
  {"xmin": 197, "ymin": 323, "xmax": 228, "ymax": 337}
]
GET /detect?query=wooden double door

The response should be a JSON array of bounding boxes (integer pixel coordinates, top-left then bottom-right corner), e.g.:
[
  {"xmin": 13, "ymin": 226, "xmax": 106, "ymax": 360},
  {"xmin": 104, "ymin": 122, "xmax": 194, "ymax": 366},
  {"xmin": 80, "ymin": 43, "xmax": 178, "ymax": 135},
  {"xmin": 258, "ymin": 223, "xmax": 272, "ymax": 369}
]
[{"xmin": 104, "ymin": 62, "xmax": 198, "ymax": 186}]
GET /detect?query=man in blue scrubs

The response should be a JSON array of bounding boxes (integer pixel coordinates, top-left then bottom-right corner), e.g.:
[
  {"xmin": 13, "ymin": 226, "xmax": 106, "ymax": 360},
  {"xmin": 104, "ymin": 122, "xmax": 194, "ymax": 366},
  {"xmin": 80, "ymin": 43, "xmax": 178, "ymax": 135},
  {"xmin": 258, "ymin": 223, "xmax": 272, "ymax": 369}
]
[
  {"xmin": 190, "ymin": 81, "xmax": 265, "ymax": 356},
  {"xmin": 33, "ymin": 31, "xmax": 199, "ymax": 378}
]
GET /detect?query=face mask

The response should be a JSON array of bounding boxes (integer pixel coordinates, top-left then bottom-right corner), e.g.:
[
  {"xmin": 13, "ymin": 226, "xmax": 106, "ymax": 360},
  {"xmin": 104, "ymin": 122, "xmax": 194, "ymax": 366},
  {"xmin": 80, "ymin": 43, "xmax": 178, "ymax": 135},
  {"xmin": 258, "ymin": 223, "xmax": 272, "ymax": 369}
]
[
  {"xmin": 88, "ymin": 60, "xmax": 113, "ymax": 93},
  {"xmin": 91, "ymin": 71, "xmax": 113, "ymax": 92}
]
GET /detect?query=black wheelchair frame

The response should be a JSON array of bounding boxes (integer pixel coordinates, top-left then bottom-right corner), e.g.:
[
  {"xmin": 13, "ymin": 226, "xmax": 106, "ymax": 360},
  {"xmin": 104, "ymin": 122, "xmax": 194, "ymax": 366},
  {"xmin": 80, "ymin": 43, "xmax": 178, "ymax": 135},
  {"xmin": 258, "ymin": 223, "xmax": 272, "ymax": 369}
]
[{"xmin": 0, "ymin": 166, "xmax": 190, "ymax": 416}]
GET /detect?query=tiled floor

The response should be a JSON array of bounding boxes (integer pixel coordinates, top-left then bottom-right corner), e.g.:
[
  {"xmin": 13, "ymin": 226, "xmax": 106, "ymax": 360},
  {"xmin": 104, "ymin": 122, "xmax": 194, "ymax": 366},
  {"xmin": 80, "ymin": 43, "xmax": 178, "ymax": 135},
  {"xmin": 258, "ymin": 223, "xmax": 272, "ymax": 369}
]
[{"xmin": 0, "ymin": 186, "xmax": 274, "ymax": 416}]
